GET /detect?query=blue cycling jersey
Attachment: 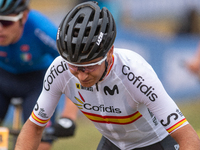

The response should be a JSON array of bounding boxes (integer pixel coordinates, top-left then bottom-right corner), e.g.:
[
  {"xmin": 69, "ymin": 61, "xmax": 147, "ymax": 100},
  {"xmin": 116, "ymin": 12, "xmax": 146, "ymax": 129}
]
[{"xmin": 0, "ymin": 10, "xmax": 59, "ymax": 74}]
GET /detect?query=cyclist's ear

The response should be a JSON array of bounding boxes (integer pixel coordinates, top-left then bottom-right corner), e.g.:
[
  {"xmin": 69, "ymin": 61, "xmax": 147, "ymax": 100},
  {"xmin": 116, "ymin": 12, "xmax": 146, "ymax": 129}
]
[
  {"xmin": 21, "ymin": 10, "xmax": 29, "ymax": 25},
  {"xmin": 107, "ymin": 45, "xmax": 114, "ymax": 62}
]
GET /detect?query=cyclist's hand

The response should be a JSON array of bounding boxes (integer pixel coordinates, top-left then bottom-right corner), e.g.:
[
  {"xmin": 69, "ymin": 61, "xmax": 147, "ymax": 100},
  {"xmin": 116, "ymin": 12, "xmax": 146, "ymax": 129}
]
[{"xmin": 52, "ymin": 117, "xmax": 76, "ymax": 137}]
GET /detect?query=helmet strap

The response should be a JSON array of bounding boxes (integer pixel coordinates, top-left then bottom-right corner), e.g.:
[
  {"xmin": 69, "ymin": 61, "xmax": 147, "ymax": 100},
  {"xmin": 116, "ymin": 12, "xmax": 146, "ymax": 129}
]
[{"xmin": 99, "ymin": 60, "xmax": 108, "ymax": 81}]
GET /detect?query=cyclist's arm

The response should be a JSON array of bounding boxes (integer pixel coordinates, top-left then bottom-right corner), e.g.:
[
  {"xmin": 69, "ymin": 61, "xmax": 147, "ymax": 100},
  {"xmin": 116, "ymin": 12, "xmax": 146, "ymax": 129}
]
[
  {"xmin": 50, "ymin": 98, "xmax": 78, "ymax": 138},
  {"xmin": 61, "ymin": 97, "xmax": 79, "ymax": 121},
  {"xmin": 126, "ymin": 55, "xmax": 200, "ymax": 149},
  {"xmin": 15, "ymin": 119, "xmax": 45, "ymax": 150},
  {"xmin": 143, "ymin": 75, "xmax": 200, "ymax": 149},
  {"xmin": 171, "ymin": 124, "xmax": 200, "ymax": 150}
]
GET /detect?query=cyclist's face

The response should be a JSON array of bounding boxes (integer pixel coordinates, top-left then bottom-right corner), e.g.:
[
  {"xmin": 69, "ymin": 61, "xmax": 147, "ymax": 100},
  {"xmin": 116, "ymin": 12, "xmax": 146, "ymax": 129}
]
[
  {"xmin": 0, "ymin": 11, "xmax": 28, "ymax": 46},
  {"xmin": 69, "ymin": 46, "xmax": 114, "ymax": 87},
  {"xmin": 69, "ymin": 56, "xmax": 106, "ymax": 87}
]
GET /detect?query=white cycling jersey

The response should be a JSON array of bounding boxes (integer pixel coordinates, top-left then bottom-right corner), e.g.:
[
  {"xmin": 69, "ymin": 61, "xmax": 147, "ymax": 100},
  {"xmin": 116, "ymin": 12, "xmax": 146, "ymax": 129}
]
[{"xmin": 30, "ymin": 48, "xmax": 187, "ymax": 149}]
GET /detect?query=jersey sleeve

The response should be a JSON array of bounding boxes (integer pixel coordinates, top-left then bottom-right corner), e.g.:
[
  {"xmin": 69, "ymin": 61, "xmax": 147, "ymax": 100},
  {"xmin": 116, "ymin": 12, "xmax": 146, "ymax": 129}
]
[
  {"xmin": 141, "ymin": 64, "xmax": 187, "ymax": 134},
  {"xmin": 29, "ymin": 56, "xmax": 66, "ymax": 126}
]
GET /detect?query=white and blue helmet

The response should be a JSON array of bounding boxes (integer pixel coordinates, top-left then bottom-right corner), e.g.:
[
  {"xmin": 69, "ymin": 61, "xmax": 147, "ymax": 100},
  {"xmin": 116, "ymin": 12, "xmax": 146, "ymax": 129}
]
[{"xmin": 0, "ymin": 0, "xmax": 30, "ymax": 15}]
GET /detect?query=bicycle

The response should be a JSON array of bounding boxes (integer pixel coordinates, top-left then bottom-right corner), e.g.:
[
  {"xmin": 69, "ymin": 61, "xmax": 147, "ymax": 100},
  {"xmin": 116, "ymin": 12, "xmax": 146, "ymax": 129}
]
[
  {"xmin": 0, "ymin": 98, "xmax": 57, "ymax": 150},
  {"xmin": 0, "ymin": 98, "xmax": 22, "ymax": 150},
  {"xmin": 0, "ymin": 97, "xmax": 75, "ymax": 150},
  {"xmin": 0, "ymin": 97, "xmax": 74, "ymax": 150}
]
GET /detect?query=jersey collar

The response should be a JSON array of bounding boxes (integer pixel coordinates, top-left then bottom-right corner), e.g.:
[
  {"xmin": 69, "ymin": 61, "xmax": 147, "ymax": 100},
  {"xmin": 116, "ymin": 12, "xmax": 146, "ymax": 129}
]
[{"xmin": 102, "ymin": 55, "xmax": 114, "ymax": 81}]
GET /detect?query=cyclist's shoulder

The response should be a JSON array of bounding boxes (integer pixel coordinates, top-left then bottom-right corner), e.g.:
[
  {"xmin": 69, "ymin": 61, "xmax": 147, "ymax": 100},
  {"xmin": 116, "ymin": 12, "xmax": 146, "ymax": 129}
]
[
  {"xmin": 47, "ymin": 56, "xmax": 69, "ymax": 74},
  {"xmin": 22, "ymin": 10, "xmax": 57, "ymax": 49},
  {"xmin": 25, "ymin": 10, "xmax": 57, "ymax": 32},
  {"xmin": 114, "ymin": 48, "xmax": 146, "ymax": 61},
  {"xmin": 43, "ymin": 56, "xmax": 72, "ymax": 90},
  {"xmin": 113, "ymin": 47, "xmax": 156, "ymax": 77},
  {"xmin": 50, "ymin": 56, "xmax": 64, "ymax": 64},
  {"xmin": 114, "ymin": 48, "xmax": 150, "ymax": 68},
  {"xmin": 27, "ymin": 10, "xmax": 54, "ymax": 23}
]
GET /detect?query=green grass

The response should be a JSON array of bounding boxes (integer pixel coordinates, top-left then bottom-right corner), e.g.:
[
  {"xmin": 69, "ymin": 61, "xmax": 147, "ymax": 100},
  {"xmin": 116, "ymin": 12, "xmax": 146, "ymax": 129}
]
[
  {"xmin": 51, "ymin": 100, "xmax": 200, "ymax": 150},
  {"xmin": 176, "ymin": 100, "xmax": 200, "ymax": 136}
]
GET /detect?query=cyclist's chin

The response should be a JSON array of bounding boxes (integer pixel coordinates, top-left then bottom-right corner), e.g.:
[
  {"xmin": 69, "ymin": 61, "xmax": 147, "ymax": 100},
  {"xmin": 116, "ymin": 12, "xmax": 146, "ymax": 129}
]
[
  {"xmin": 79, "ymin": 76, "xmax": 101, "ymax": 88},
  {"xmin": 80, "ymin": 82, "xmax": 94, "ymax": 88},
  {"xmin": 79, "ymin": 79, "xmax": 97, "ymax": 88},
  {"xmin": 0, "ymin": 38, "xmax": 10, "ymax": 46}
]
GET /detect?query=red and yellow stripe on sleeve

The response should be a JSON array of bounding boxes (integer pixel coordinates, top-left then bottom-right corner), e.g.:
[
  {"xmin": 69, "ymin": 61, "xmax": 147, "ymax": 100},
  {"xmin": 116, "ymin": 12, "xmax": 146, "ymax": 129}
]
[
  {"xmin": 31, "ymin": 112, "xmax": 50, "ymax": 125},
  {"xmin": 167, "ymin": 118, "xmax": 187, "ymax": 133}
]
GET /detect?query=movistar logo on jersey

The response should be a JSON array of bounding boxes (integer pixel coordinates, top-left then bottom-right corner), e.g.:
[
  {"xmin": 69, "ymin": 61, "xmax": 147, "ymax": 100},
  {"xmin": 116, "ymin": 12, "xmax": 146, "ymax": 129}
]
[
  {"xmin": 44, "ymin": 60, "xmax": 68, "ymax": 91},
  {"xmin": 122, "ymin": 65, "xmax": 158, "ymax": 101},
  {"xmin": 74, "ymin": 91, "xmax": 121, "ymax": 114},
  {"xmin": 104, "ymin": 85, "xmax": 119, "ymax": 95}
]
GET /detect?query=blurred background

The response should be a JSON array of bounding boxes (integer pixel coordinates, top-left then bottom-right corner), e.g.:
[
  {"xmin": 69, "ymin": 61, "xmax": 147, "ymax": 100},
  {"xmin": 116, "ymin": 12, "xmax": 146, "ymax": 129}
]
[{"xmin": 5, "ymin": 0, "xmax": 200, "ymax": 149}]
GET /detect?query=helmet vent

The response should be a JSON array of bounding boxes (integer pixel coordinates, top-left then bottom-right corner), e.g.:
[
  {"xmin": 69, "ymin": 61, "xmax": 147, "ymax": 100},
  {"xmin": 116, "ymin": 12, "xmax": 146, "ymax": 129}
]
[
  {"xmin": 95, "ymin": 26, "xmax": 100, "ymax": 36},
  {"xmin": 84, "ymin": 27, "xmax": 90, "ymax": 36},
  {"xmin": 80, "ymin": 44, "xmax": 86, "ymax": 53},
  {"xmin": 73, "ymin": 29, "xmax": 79, "ymax": 37},
  {"xmin": 71, "ymin": 44, "xmax": 76, "ymax": 53},
  {"xmin": 84, "ymin": 44, "xmax": 94, "ymax": 54},
  {"xmin": 105, "ymin": 23, "xmax": 109, "ymax": 34},
  {"xmin": 89, "ymin": 11, "xmax": 95, "ymax": 21},
  {"xmin": 77, "ymin": 16, "xmax": 84, "ymax": 23}
]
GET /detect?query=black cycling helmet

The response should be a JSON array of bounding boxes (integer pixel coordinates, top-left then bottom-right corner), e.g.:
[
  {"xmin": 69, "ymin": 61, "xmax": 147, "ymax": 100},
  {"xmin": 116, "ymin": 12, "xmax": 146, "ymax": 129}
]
[
  {"xmin": 57, "ymin": 1, "xmax": 116, "ymax": 63},
  {"xmin": 0, "ymin": 0, "xmax": 30, "ymax": 15}
]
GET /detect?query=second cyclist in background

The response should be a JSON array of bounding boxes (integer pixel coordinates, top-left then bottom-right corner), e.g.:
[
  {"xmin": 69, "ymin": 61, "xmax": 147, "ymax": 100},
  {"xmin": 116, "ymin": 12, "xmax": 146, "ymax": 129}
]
[{"xmin": 0, "ymin": 0, "xmax": 78, "ymax": 149}]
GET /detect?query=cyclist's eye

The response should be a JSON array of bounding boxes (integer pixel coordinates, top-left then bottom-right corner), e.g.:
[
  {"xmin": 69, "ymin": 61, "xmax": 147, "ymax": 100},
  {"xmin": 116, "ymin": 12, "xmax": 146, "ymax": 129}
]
[
  {"xmin": 67, "ymin": 63, "xmax": 99, "ymax": 73},
  {"xmin": 68, "ymin": 65, "xmax": 78, "ymax": 71},
  {"xmin": 86, "ymin": 66, "xmax": 95, "ymax": 69}
]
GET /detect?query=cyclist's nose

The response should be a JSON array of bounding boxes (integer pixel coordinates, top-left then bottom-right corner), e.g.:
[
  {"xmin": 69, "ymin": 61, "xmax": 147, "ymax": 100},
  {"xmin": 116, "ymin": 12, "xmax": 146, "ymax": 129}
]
[{"xmin": 77, "ymin": 70, "xmax": 88, "ymax": 81}]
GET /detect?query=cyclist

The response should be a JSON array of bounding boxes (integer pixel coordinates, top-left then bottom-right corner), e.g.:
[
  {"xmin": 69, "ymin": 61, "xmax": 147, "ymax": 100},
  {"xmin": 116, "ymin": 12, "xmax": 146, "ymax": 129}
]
[
  {"xmin": 15, "ymin": 1, "xmax": 200, "ymax": 150},
  {"xmin": 0, "ymin": 0, "xmax": 77, "ymax": 149}
]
